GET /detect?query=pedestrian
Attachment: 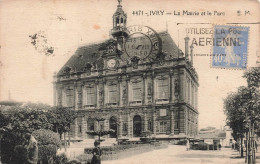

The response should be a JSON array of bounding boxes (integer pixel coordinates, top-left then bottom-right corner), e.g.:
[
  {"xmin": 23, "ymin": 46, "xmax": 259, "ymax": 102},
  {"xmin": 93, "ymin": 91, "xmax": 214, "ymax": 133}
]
[
  {"xmin": 255, "ymin": 141, "xmax": 258, "ymax": 153},
  {"xmin": 219, "ymin": 144, "xmax": 221, "ymax": 150},
  {"xmin": 91, "ymin": 140, "xmax": 102, "ymax": 164},
  {"xmin": 24, "ymin": 133, "xmax": 38, "ymax": 164},
  {"xmin": 186, "ymin": 139, "xmax": 190, "ymax": 151}
]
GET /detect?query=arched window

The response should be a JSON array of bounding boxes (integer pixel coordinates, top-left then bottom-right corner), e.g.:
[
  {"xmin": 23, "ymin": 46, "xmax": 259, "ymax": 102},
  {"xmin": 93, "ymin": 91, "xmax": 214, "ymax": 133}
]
[{"xmin": 87, "ymin": 118, "xmax": 95, "ymax": 131}]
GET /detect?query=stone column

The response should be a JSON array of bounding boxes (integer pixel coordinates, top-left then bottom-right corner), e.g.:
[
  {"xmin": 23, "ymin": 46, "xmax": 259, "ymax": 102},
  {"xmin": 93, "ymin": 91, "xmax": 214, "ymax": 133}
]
[
  {"xmin": 118, "ymin": 114, "xmax": 123, "ymax": 138},
  {"xmin": 98, "ymin": 79, "xmax": 105, "ymax": 108},
  {"xmin": 170, "ymin": 106, "xmax": 175, "ymax": 135},
  {"xmin": 77, "ymin": 83, "xmax": 83, "ymax": 110},
  {"xmin": 57, "ymin": 85, "xmax": 63, "ymax": 106},
  {"xmin": 151, "ymin": 72, "xmax": 155, "ymax": 103},
  {"xmin": 169, "ymin": 69, "xmax": 174, "ymax": 103},
  {"xmin": 118, "ymin": 77, "xmax": 122, "ymax": 106},
  {"xmin": 127, "ymin": 113, "xmax": 132, "ymax": 138},
  {"xmin": 152, "ymin": 107, "xmax": 157, "ymax": 134},
  {"xmin": 144, "ymin": 110, "xmax": 148, "ymax": 132},
  {"xmin": 179, "ymin": 69, "xmax": 186, "ymax": 102},
  {"xmin": 81, "ymin": 116, "xmax": 86, "ymax": 139},
  {"xmin": 74, "ymin": 118, "xmax": 78, "ymax": 138},
  {"xmin": 142, "ymin": 73, "xmax": 146, "ymax": 105}
]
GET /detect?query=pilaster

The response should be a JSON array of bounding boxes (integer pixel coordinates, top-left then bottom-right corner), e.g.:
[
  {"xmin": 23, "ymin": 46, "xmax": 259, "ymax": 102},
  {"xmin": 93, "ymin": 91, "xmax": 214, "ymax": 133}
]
[
  {"xmin": 152, "ymin": 107, "xmax": 157, "ymax": 134},
  {"xmin": 118, "ymin": 114, "xmax": 123, "ymax": 138},
  {"xmin": 81, "ymin": 116, "xmax": 86, "ymax": 139},
  {"xmin": 74, "ymin": 118, "xmax": 78, "ymax": 138},
  {"xmin": 144, "ymin": 109, "xmax": 148, "ymax": 132},
  {"xmin": 127, "ymin": 112, "xmax": 133, "ymax": 138}
]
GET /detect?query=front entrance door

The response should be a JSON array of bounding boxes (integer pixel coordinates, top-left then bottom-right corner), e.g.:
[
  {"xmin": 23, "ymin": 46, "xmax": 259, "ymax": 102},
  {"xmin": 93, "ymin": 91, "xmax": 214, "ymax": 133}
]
[
  {"xmin": 109, "ymin": 116, "xmax": 117, "ymax": 138},
  {"xmin": 133, "ymin": 115, "xmax": 142, "ymax": 137}
]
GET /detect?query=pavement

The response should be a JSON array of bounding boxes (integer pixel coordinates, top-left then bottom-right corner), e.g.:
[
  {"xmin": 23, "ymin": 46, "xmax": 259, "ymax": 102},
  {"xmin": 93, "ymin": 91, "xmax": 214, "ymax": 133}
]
[
  {"xmin": 255, "ymin": 150, "xmax": 260, "ymax": 164},
  {"xmin": 57, "ymin": 138, "xmax": 118, "ymax": 159},
  {"xmin": 102, "ymin": 145, "xmax": 246, "ymax": 164},
  {"xmin": 57, "ymin": 139, "xmax": 260, "ymax": 164}
]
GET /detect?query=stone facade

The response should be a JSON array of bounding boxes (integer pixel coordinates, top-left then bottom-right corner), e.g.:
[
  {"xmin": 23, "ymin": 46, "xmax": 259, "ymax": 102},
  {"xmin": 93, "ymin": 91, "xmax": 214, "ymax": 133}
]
[{"xmin": 53, "ymin": 1, "xmax": 199, "ymax": 140}]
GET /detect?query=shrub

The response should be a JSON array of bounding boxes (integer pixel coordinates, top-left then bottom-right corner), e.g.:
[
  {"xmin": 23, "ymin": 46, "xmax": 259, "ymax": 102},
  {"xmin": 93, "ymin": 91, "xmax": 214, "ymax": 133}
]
[
  {"xmin": 32, "ymin": 129, "xmax": 61, "ymax": 164},
  {"xmin": 53, "ymin": 153, "xmax": 69, "ymax": 164},
  {"xmin": 32, "ymin": 129, "xmax": 61, "ymax": 148}
]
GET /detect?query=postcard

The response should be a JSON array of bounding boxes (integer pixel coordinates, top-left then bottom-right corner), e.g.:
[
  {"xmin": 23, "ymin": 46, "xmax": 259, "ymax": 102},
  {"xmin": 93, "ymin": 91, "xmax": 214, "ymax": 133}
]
[{"xmin": 0, "ymin": 0, "xmax": 259, "ymax": 164}]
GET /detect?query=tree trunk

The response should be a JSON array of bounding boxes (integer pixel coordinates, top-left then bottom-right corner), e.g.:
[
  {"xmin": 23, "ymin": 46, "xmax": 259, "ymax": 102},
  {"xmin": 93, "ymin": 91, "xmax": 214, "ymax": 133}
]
[
  {"xmin": 68, "ymin": 133, "xmax": 71, "ymax": 147},
  {"xmin": 241, "ymin": 137, "xmax": 244, "ymax": 157},
  {"xmin": 64, "ymin": 132, "xmax": 67, "ymax": 151}
]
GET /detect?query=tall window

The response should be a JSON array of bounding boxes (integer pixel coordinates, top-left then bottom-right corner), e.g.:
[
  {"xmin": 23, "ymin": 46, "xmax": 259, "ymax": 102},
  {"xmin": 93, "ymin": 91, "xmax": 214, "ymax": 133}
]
[
  {"xmin": 132, "ymin": 81, "xmax": 142, "ymax": 101},
  {"xmin": 63, "ymin": 87, "xmax": 74, "ymax": 107},
  {"xmin": 157, "ymin": 78, "xmax": 169, "ymax": 100},
  {"xmin": 159, "ymin": 121, "xmax": 167, "ymax": 133},
  {"xmin": 108, "ymin": 84, "xmax": 118, "ymax": 103},
  {"xmin": 86, "ymin": 86, "xmax": 96, "ymax": 105}
]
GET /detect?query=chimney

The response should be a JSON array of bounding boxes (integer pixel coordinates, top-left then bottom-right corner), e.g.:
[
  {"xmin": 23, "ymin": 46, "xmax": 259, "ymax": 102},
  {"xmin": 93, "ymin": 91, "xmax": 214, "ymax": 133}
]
[
  {"xmin": 190, "ymin": 45, "xmax": 194, "ymax": 66},
  {"xmin": 184, "ymin": 37, "xmax": 190, "ymax": 60}
]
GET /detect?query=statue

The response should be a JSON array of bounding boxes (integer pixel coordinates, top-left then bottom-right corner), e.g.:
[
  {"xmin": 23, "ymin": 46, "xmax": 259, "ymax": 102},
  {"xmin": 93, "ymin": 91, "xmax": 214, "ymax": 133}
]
[
  {"xmin": 148, "ymin": 82, "xmax": 152, "ymax": 96},
  {"xmin": 99, "ymin": 87, "xmax": 104, "ymax": 103},
  {"xmin": 174, "ymin": 78, "xmax": 180, "ymax": 99},
  {"xmin": 122, "ymin": 85, "xmax": 127, "ymax": 105}
]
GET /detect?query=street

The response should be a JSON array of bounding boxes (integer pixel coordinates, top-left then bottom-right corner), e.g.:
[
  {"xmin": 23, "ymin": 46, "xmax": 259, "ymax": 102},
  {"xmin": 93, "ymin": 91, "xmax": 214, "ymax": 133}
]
[{"xmin": 103, "ymin": 145, "xmax": 245, "ymax": 164}]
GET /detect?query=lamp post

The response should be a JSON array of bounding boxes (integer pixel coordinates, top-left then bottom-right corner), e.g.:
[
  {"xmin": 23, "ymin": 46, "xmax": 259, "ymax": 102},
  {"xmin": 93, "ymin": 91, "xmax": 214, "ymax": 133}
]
[{"xmin": 96, "ymin": 117, "xmax": 105, "ymax": 141}]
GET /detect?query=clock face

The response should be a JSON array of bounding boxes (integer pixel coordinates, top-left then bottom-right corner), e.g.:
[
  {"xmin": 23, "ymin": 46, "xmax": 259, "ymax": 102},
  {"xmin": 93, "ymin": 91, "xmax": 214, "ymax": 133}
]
[
  {"xmin": 107, "ymin": 59, "xmax": 116, "ymax": 68},
  {"xmin": 124, "ymin": 25, "xmax": 161, "ymax": 60}
]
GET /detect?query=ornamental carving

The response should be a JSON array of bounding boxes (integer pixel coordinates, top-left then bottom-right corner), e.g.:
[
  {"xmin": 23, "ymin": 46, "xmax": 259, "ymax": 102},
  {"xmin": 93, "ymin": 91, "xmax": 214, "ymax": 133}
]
[
  {"xmin": 82, "ymin": 63, "xmax": 92, "ymax": 75},
  {"xmin": 131, "ymin": 56, "xmax": 140, "ymax": 69},
  {"xmin": 147, "ymin": 82, "xmax": 152, "ymax": 96},
  {"xmin": 122, "ymin": 85, "xmax": 127, "ymax": 105},
  {"xmin": 99, "ymin": 86, "xmax": 104, "ymax": 105},
  {"xmin": 63, "ymin": 66, "xmax": 71, "ymax": 78},
  {"xmin": 174, "ymin": 78, "xmax": 180, "ymax": 100},
  {"xmin": 156, "ymin": 51, "xmax": 167, "ymax": 65}
]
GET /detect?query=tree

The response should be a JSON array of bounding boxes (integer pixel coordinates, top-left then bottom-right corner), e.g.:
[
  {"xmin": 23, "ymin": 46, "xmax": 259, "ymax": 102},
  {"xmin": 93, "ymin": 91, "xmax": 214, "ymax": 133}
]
[
  {"xmin": 48, "ymin": 106, "xmax": 77, "ymax": 151},
  {"xmin": 48, "ymin": 106, "xmax": 77, "ymax": 139},
  {"xmin": 5, "ymin": 105, "xmax": 53, "ymax": 134},
  {"xmin": 224, "ymin": 86, "xmax": 260, "ymax": 157},
  {"xmin": 243, "ymin": 67, "xmax": 260, "ymax": 88},
  {"xmin": 32, "ymin": 129, "xmax": 61, "ymax": 164}
]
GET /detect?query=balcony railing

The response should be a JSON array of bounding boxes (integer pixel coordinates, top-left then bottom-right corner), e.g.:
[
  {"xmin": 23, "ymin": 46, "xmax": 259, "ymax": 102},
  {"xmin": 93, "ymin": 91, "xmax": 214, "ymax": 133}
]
[
  {"xmin": 155, "ymin": 99, "xmax": 169, "ymax": 104},
  {"xmin": 129, "ymin": 101, "xmax": 142, "ymax": 106},
  {"xmin": 83, "ymin": 105, "xmax": 96, "ymax": 110},
  {"xmin": 106, "ymin": 103, "xmax": 118, "ymax": 107}
]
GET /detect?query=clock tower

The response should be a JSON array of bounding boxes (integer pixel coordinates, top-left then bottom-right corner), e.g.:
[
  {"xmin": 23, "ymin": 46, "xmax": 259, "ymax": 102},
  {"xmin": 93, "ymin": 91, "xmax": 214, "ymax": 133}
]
[
  {"xmin": 102, "ymin": 0, "xmax": 129, "ymax": 70},
  {"xmin": 111, "ymin": 0, "xmax": 129, "ymax": 51}
]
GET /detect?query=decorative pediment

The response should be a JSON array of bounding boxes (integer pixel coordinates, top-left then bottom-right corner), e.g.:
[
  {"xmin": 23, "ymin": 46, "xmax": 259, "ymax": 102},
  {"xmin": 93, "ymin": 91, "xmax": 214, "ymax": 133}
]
[
  {"xmin": 82, "ymin": 63, "xmax": 93, "ymax": 75},
  {"xmin": 156, "ymin": 51, "xmax": 167, "ymax": 65},
  {"xmin": 63, "ymin": 66, "xmax": 73, "ymax": 77},
  {"xmin": 131, "ymin": 56, "xmax": 140, "ymax": 69}
]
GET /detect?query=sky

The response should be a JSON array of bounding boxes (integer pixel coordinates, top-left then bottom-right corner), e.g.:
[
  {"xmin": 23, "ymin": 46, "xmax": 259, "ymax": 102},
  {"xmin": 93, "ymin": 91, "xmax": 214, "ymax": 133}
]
[{"xmin": 0, "ymin": 0, "xmax": 259, "ymax": 129}]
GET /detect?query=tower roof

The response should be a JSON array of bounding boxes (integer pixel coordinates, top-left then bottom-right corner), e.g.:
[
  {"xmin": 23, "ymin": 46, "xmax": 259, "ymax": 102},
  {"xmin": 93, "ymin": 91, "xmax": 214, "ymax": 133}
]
[{"xmin": 113, "ymin": 0, "xmax": 126, "ymax": 17}]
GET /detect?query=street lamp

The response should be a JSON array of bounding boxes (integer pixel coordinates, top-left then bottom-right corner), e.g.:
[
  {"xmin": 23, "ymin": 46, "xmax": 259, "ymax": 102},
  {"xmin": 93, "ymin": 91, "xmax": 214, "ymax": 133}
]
[{"xmin": 96, "ymin": 117, "xmax": 105, "ymax": 141}]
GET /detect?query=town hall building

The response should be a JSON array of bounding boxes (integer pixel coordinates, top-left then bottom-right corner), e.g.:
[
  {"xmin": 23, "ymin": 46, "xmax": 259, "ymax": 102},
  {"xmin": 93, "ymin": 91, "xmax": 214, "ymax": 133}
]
[{"xmin": 53, "ymin": 0, "xmax": 199, "ymax": 140}]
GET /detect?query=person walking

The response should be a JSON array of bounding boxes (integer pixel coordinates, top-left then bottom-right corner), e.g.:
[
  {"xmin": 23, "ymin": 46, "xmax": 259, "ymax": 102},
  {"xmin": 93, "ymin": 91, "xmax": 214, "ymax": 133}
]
[
  {"xmin": 24, "ymin": 133, "xmax": 38, "ymax": 164},
  {"xmin": 91, "ymin": 140, "xmax": 102, "ymax": 164},
  {"xmin": 186, "ymin": 139, "xmax": 190, "ymax": 151}
]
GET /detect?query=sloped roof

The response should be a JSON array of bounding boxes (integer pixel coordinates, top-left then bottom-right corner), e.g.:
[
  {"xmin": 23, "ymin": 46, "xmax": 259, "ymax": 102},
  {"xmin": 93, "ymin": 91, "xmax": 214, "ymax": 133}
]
[{"xmin": 57, "ymin": 32, "xmax": 182, "ymax": 76}]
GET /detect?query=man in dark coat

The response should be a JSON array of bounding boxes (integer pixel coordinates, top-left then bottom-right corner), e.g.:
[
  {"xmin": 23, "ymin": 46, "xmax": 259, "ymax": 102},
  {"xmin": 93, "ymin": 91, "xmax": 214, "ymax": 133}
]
[
  {"xmin": 24, "ymin": 133, "xmax": 38, "ymax": 164},
  {"xmin": 91, "ymin": 140, "xmax": 102, "ymax": 164}
]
